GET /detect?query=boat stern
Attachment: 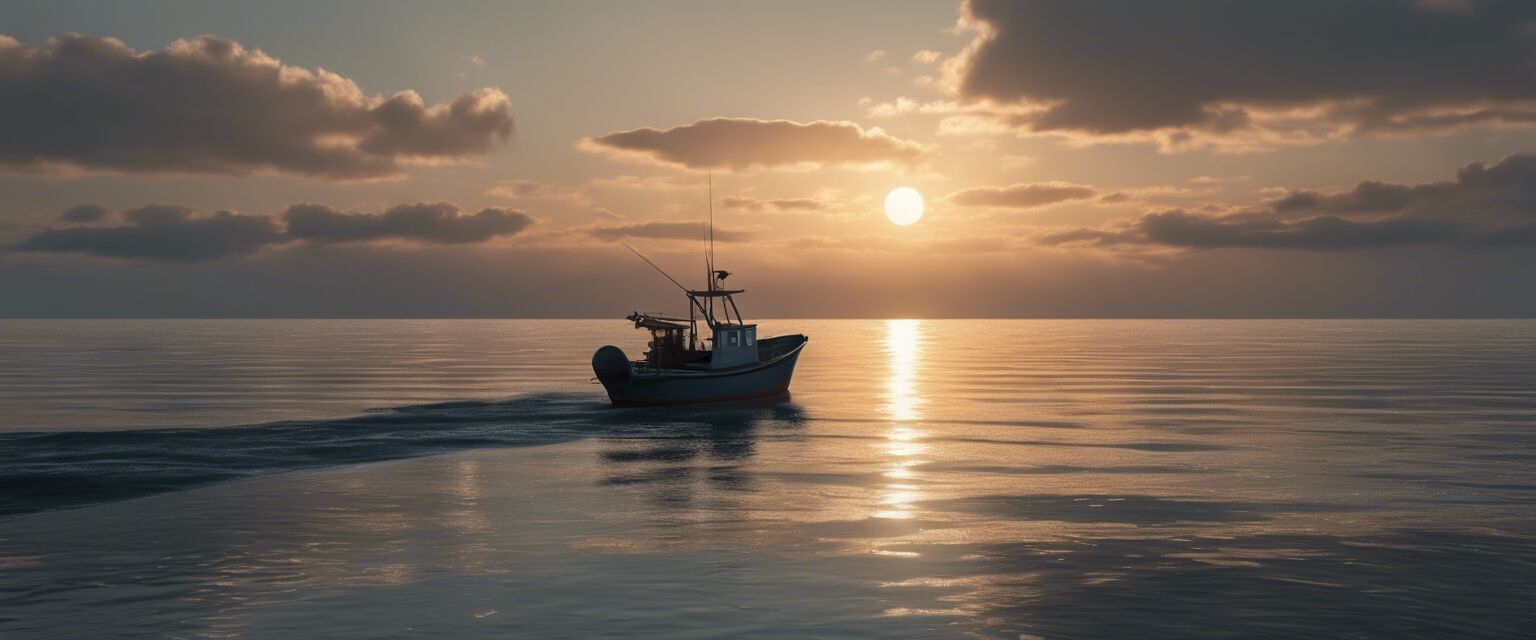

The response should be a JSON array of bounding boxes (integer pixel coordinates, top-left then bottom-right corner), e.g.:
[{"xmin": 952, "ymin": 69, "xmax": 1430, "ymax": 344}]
[{"xmin": 591, "ymin": 345, "xmax": 634, "ymax": 395}]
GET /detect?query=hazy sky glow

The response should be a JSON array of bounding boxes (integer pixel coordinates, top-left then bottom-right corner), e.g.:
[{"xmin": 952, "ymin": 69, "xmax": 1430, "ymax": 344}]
[{"xmin": 2, "ymin": 0, "xmax": 1535, "ymax": 317}]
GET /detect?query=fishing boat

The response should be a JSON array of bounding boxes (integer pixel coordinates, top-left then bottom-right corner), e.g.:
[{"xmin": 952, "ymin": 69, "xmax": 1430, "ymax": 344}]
[{"xmin": 592, "ymin": 183, "xmax": 807, "ymax": 406}]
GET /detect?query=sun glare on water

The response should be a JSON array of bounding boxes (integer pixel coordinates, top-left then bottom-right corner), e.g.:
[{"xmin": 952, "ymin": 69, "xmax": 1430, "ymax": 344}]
[{"xmin": 884, "ymin": 187, "xmax": 924, "ymax": 226}]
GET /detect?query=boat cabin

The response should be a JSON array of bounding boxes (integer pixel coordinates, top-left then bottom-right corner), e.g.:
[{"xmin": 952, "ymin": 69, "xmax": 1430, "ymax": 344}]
[{"xmin": 708, "ymin": 323, "xmax": 757, "ymax": 369}]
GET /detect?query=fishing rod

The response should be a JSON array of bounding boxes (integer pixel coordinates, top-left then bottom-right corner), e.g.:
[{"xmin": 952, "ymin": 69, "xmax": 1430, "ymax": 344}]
[{"xmin": 623, "ymin": 243, "xmax": 712, "ymax": 321}]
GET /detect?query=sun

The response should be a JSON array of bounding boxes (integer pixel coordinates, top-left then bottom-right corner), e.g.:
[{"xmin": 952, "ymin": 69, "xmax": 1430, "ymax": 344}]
[{"xmin": 884, "ymin": 187, "xmax": 924, "ymax": 226}]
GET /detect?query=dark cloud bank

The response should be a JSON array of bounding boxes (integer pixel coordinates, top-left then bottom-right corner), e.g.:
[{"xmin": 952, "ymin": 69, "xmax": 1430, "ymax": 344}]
[
  {"xmin": 286, "ymin": 203, "xmax": 532, "ymax": 245},
  {"xmin": 59, "ymin": 204, "xmax": 109, "ymax": 223},
  {"xmin": 10, "ymin": 202, "xmax": 533, "ymax": 262},
  {"xmin": 953, "ymin": 0, "xmax": 1536, "ymax": 144},
  {"xmin": 0, "ymin": 34, "xmax": 513, "ymax": 179},
  {"xmin": 581, "ymin": 118, "xmax": 923, "ymax": 170},
  {"xmin": 1044, "ymin": 153, "xmax": 1536, "ymax": 250}
]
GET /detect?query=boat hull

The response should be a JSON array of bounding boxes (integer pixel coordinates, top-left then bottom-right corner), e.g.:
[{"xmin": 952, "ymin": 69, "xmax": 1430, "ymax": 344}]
[{"xmin": 593, "ymin": 335, "xmax": 806, "ymax": 406}]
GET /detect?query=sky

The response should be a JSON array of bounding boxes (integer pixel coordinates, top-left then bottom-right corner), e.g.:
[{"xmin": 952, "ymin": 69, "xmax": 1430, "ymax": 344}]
[{"xmin": 2, "ymin": 0, "xmax": 1536, "ymax": 318}]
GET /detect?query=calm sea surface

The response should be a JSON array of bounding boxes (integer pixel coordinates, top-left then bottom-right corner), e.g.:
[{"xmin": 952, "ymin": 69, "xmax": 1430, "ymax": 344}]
[{"xmin": 1, "ymin": 320, "xmax": 1534, "ymax": 638}]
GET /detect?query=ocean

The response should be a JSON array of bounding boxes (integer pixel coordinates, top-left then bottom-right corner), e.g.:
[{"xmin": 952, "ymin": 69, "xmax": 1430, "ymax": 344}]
[{"xmin": 1, "ymin": 319, "xmax": 1533, "ymax": 638}]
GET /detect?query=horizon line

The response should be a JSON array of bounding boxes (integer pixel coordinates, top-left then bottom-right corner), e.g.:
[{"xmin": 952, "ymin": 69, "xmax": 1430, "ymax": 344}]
[{"xmin": 3, "ymin": 316, "xmax": 1535, "ymax": 321}]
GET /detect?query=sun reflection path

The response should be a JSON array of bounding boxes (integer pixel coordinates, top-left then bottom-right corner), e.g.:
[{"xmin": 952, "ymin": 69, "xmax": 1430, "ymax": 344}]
[
  {"xmin": 877, "ymin": 320, "xmax": 927, "ymax": 521},
  {"xmin": 883, "ymin": 320, "xmax": 925, "ymax": 422}
]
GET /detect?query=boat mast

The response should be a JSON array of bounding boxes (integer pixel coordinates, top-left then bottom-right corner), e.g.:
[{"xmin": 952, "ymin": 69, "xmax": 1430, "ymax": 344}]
[
  {"xmin": 706, "ymin": 172, "xmax": 715, "ymax": 325},
  {"xmin": 704, "ymin": 171, "xmax": 712, "ymax": 298}
]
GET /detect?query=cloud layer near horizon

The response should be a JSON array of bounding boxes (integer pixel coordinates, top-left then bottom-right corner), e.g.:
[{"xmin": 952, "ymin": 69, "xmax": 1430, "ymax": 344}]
[
  {"xmin": 585, "ymin": 220, "xmax": 751, "ymax": 243},
  {"xmin": 946, "ymin": 182, "xmax": 1097, "ymax": 209},
  {"xmin": 580, "ymin": 118, "xmax": 924, "ymax": 170},
  {"xmin": 0, "ymin": 34, "xmax": 514, "ymax": 179},
  {"xmin": 948, "ymin": 0, "xmax": 1536, "ymax": 150},
  {"xmin": 721, "ymin": 196, "xmax": 827, "ymax": 213},
  {"xmin": 10, "ymin": 202, "xmax": 533, "ymax": 262},
  {"xmin": 1041, "ymin": 153, "xmax": 1536, "ymax": 251}
]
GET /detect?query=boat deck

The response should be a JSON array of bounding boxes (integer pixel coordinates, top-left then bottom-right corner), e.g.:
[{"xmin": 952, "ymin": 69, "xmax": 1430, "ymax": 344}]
[{"xmin": 636, "ymin": 334, "xmax": 808, "ymax": 376}]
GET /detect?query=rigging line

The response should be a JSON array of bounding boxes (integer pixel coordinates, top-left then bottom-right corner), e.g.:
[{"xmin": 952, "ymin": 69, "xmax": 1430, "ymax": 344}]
[
  {"xmin": 623, "ymin": 243, "xmax": 711, "ymax": 319},
  {"xmin": 624, "ymin": 243, "xmax": 688, "ymax": 293}
]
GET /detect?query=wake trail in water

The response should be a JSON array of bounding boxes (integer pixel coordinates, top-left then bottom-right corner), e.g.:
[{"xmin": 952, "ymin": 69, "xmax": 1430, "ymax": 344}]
[{"xmin": 0, "ymin": 392, "xmax": 805, "ymax": 518}]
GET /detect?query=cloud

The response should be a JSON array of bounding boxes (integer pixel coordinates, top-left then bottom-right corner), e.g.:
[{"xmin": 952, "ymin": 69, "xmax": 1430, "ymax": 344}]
[
  {"xmin": 863, "ymin": 49, "xmax": 887, "ymax": 64},
  {"xmin": 1270, "ymin": 153, "xmax": 1536, "ymax": 221},
  {"xmin": 0, "ymin": 34, "xmax": 514, "ymax": 179},
  {"xmin": 587, "ymin": 174, "xmax": 698, "ymax": 192},
  {"xmin": 485, "ymin": 179, "xmax": 586, "ymax": 200},
  {"xmin": 911, "ymin": 49, "xmax": 942, "ymax": 65},
  {"xmin": 283, "ymin": 202, "xmax": 534, "ymax": 244},
  {"xmin": 1038, "ymin": 153, "xmax": 1536, "ymax": 251},
  {"xmin": 60, "ymin": 204, "xmax": 109, "ymax": 223},
  {"xmin": 1037, "ymin": 211, "xmax": 1471, "ymax": 251},
  {"xmin": 586, "ymin": 220, "xmax": 751, "ymax": 243},
  {"xmin": 945, "ymin": 0, "xmax": 1536, "ymax": 151},
  {"xmin": 1094, "ymin": 184, "xmax": 1226, "ymax": 208},
  {"xmin": 9, "ymin": 201, "xmax": 534, "ymax": 262},
  {"xmin": 720, "ymin": 196, "xmax": 826, "ymax": 213},
  {"xmin": 13, "ymin": 204, "xmax": 284, "ymax": 262},
  {"xmin": 1142, "ymin": 210, "xmax": 1463, "ymax": 250},
  {"xmin": 579, "ymin": 118, "xmax": 924, "ymax": 170},
  {"xmin": 863, "ymin": 97, "xmax": 968, "ymax": 118},
  {"xmin": 946, "ymin": 182, "xmax": 1097, "ymax": 209},
  {"xmin": 592, "ymin": 208, "xmax": 626, "ymax": 220}
]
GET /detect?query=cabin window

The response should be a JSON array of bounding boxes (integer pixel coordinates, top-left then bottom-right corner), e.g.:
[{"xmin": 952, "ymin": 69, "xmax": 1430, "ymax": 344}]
[
  {"xmin": 725, "ymin": 331, "xmax": 739, "ymax": 346},
  {"xmin": 745, "ymin": 328, "xmax": 756, "ymax": 346}
]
